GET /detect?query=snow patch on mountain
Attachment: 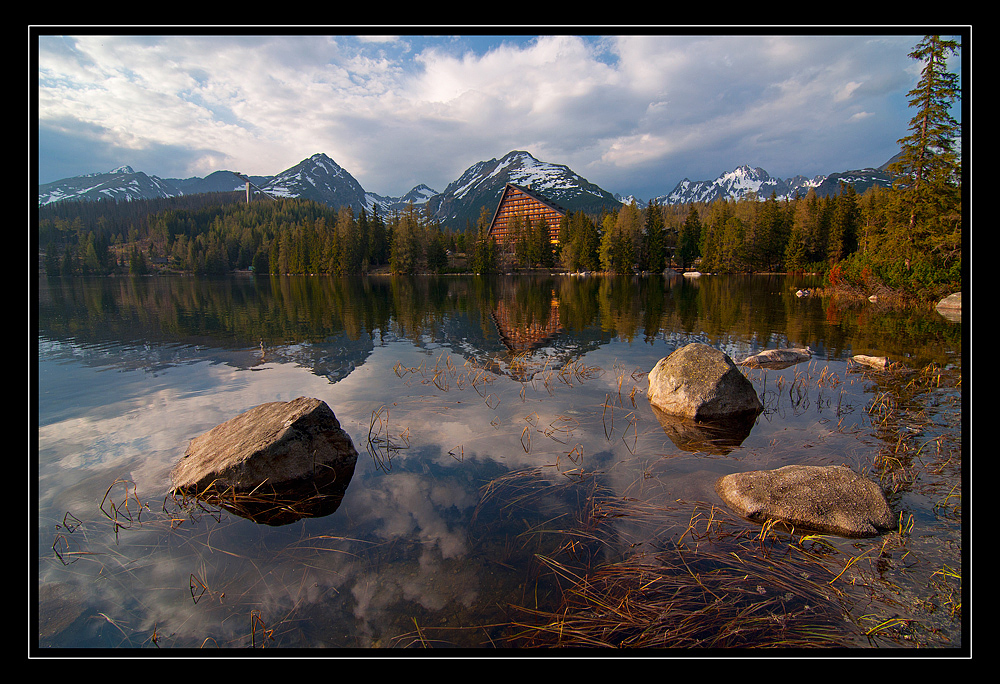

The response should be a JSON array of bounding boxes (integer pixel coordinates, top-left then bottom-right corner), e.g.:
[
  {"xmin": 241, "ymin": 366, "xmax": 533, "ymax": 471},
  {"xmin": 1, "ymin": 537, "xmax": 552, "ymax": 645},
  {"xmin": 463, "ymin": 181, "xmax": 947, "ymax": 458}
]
[
  {"xmin": 655, "ymin": 164, "xmax": 841, "ymax": 205},
  {"xmin": 37, "ymin": 166, "xmax": 182, "ymax": 205},
  {"xmin": 365, "ymin": 183, "xmax": 440, "ymax": 214}
]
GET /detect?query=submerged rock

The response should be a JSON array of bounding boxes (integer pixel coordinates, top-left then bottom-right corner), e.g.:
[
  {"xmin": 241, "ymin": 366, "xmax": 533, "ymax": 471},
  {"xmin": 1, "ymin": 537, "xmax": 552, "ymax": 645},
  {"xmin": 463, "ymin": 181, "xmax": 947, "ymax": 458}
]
[
  {"xmin": 935, "ymin": 292, "xmax": 962, "ymax": 322},
  {"xmin": 38, "ymin": 582, "xmax": 85, "ymax": 640},
  {"xmin": 715, "ymin": 464, "xmax": 895, "ymax": 538},
  {"xmin": 171, "ymin": 397, "xmax": 358, "ymax": 525},
  {"xmin": 851, "ymin": 354, "xmax": 894, "ymax": 371},
  {"xmin": 738, "ymin": 347, "xmax": 812, "ymax": 369},
  {"xmin": 647, "ymin": 343, "xmax": 762, "ymax": 421},
  {"xmin": 936, "ymin": 292, "xmax": 962, "ymax": 311}
]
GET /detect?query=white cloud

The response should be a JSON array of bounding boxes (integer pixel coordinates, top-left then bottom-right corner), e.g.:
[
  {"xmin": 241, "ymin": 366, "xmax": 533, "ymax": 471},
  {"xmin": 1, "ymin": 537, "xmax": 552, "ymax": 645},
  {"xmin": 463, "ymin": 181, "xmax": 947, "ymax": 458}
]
[{"xmin": 36, "ymin": 32, "xmax": 931, "ymax": 199}]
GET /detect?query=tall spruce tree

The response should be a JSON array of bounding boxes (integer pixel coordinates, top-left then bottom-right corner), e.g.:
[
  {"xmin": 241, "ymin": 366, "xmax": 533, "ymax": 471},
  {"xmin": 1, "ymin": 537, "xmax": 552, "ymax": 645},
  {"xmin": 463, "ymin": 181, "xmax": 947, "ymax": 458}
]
[
  {"xmin": 643, "ymin": 199, "xmax": 666, "ymax": 273},
  {"xmin": 677, "ymin": 205, "xmax": 701, "ymax": 270},
  {"xmin": 888, "ymin": 35, "xmax": 962, "ymax": 262}
]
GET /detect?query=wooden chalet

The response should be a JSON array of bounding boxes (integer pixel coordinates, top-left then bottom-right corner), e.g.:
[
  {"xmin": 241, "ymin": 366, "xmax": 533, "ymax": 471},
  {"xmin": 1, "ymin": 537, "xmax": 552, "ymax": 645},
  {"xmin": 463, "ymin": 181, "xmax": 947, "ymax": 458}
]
[{"xmin": 487, "ymin": 183, "xmax": 568, "ymax": 249}]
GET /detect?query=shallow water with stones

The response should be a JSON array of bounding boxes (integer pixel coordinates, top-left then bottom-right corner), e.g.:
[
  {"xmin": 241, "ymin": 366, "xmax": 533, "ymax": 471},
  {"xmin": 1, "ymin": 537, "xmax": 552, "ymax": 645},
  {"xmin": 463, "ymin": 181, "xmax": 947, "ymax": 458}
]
[{"xmin": 36, "ymin": 273, "xmax": 964, "ymax": 650}]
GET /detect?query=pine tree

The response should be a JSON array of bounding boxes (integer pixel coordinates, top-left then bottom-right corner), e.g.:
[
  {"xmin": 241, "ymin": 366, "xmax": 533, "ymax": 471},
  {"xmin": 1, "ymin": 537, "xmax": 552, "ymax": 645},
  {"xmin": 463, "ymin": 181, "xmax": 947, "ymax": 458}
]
[
  {"xmin": 599, "ymin": 211, "xmax": 617, "ymax": 272},
  {"xmin": 827, "ymin": 183, "xmax": 859, "ymax": 264},
  {"xmin": 368, "ymin": 205, "xmax": 388, "ymax": 267},
  {"xmin": 676, "ymin": 205, "xmax": 701, "ymax": 270},
  {"xmin": 129, "ymin": 245, "xmax": 148, "ymax": 275},
  {"xmin": 699, "ymin": 199, "xmax": 734, "ymax": 272},
  {"xmin": 888, "ymin": 35, "xmax": 962, "ymax": 262},
  {"xmin": 336, "ymin": 206, "xmax": 358, "ymax": 274},
  {"xmin": 471, "ymin": 207, "xmax": 497, "ymax": 274},
  {"xmin": 426, "ymin": 230, "xmax": 448, "ymax": 272},
  {"xmin": 791, "ymin": 189, "xmax": 823, "ymax": 264},
  {"xmin": 535, "ymin": 217, "xmax": 554, "ymax": 267},
  {"xmin": 44, "ymin": 241, "xmax": 59, "ymax": 276},
  {"xmin": 577, "ymin": 212, "xmax": 600, "ymax": 272},
  {"xmin": 785, "ymin": 222, "xmax": 808, "ymax": 273},
  {"xmin": 720, "ymin": 217, "xmax": 747, "ymax": 273},
  {"xmin": 643, "ymin": 200, "xmax": 666, "ymax": 273},
  {"xmin": 390, "ymin": 204, "xmax": 422, "ymax": 274},
  {"xmin": 614, "ymin": 201, "xmax": 641, "ymax": 274},
  {"xmin": 756, "ymin": 192, "xmax": 789, "ymax": 272}
]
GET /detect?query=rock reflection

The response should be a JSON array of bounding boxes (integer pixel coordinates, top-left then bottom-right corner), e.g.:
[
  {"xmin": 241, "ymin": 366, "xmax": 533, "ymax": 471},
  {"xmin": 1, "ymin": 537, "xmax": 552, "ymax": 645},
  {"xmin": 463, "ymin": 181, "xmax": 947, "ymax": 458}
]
[
  {"xmin": 651, "ymin": 404, "xmax": 759, "ymax": 455},
  {"xmin": 179, "ymin": 457, "xmax": 357, "ymax": 526}
]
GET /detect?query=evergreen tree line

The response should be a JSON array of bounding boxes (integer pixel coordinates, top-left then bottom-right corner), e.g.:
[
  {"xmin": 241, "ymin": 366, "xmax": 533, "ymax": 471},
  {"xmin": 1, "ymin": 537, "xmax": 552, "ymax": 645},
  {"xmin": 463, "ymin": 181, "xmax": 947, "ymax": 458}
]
[
  {"xmin": 540, "ymin": 184, "xmax": 883, "ymax": 277},
  {"xmin": 38, "ymin": 177, "xmax": 960, "ymax": 297},
  {"xmin": 39, "ymin": 196, "xmax": 476, "ymax": 277},
  {"xmin": 526, "ymin": 171, "xmax": 958, "ymax": 298}
]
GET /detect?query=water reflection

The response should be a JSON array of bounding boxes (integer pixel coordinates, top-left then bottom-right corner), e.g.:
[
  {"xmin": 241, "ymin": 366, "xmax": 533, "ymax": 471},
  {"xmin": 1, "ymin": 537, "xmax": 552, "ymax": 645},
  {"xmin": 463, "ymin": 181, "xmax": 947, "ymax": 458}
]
[
  {"xmin": 491, "ymin": 281, "xmax": 563, "ymax": 354},
  {"xmin": 650, "ymin": 404, "xmax": 760, "ymax": 456},
  {"xmin": 38, "ymin": 273, "xmax": 962, "ymax": 378},
  {"xmin": 35, "ymin": 273, "xmax": 963, "ymax": 649},
  {"xmin": 175, "ymin": 457, "xmax": 358, "ymax": 527}
]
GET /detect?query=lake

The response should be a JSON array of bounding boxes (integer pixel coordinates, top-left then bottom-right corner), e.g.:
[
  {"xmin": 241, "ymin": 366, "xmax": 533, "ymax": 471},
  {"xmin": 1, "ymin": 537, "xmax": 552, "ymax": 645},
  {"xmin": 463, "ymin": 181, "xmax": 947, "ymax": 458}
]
[{"xmin": 35, "ymin": 273, "xmax": 964, "ymax": 652}]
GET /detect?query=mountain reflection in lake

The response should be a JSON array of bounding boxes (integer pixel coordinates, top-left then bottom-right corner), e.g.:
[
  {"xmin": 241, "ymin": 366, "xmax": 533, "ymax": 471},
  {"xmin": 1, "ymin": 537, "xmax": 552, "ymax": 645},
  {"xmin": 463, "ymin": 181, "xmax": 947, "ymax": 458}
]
[{"xmin": 35, "ymin": 274, "xmax": 964, "ymax": 651}]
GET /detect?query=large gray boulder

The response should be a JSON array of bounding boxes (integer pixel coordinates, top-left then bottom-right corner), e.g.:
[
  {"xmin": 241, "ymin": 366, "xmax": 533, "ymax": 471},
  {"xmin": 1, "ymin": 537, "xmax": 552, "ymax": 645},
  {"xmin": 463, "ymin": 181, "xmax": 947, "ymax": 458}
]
[
  {"xmin": 647, "ymin": 343, "xmax": 762, "ymax": 421},
  {"xmin": 715, "ymin": 464, "xmax": 895, "ymax": 538},
  {"xmin": 171, "ymin": 397, "xmax": 358, "ymax": 525}
]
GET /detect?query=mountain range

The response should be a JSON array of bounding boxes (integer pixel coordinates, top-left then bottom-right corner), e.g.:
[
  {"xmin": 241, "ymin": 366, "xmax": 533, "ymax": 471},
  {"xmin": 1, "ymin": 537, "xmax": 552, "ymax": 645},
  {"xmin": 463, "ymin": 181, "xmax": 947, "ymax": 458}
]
[
  {"xmin": 651, "ymin": 162, "xmax": 897, "ymax": 206},
  {"xmin": 37, "ymin": 149, "xmax": 896, "ymax": 228}
]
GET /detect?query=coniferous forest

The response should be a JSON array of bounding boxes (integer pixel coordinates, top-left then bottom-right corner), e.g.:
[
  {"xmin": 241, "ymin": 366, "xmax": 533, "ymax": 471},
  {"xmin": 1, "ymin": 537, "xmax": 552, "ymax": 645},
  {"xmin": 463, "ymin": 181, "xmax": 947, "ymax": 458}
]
[{"xmin": 36, "ymin": 36, "xmax": 963, "ymax": 302}]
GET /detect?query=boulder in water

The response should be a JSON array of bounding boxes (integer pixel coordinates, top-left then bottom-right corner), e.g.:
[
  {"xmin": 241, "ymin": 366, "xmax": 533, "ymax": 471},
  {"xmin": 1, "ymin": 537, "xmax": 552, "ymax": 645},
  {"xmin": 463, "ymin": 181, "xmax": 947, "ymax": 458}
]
[
  {"xmin": 739, "ymin": 347, "xmax": 812, "ymax": 369},
  {"xmin": 170, "ymin": 397, "xmax": 358, "ymax": 525},
  {"xmin": 935, "ymin": 292, "xmax": 961, "ymax": 322},
  {"xmin": 647, "ymin": 343, "xmax": 762, "ymax": 421},
  {"xmin": 851, "ymin": 354, "xmax": 893, "ymax": 371},
  {"xmin": 715, "ymin": 464, "xmax": 895, "ymax": 537}
]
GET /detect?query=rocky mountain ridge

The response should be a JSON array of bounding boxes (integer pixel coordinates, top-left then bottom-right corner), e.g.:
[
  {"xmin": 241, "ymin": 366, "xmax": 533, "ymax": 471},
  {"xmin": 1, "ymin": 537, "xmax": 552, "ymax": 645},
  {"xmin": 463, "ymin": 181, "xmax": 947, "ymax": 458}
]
[
  {"xmin": 652, "ymin": 163, "xmax": 894, "ymax": 205},
  {"xmin": 38, "ymin": 149, "xmax": 896, "ymax": 227}
]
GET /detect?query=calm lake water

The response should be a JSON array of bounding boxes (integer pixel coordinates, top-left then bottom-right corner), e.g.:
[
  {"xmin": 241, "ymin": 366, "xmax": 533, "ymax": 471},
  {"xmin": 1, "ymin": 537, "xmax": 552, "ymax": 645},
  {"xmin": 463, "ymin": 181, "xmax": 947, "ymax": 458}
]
[{"xmin": 35, "ymin": 273, "xmax": 965, "ymax": 652}]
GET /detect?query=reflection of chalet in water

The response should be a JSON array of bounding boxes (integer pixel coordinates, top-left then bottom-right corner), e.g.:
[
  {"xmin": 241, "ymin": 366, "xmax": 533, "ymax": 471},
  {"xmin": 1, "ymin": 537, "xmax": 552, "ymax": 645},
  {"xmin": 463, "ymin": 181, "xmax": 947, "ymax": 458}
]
[
  {"xmin": 487, "ymin": 183, "xmax": 568, "ymax": 248},
  {"xmin": 491, "ymin": 291, "xmax": 563, "ymax": 354}
]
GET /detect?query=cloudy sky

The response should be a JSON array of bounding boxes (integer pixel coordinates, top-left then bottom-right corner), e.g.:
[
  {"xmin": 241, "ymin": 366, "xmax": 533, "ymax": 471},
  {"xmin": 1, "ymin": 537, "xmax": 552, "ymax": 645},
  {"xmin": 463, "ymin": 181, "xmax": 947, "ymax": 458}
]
[{"xmin": 34, "ymin": 30, "xmax": 965, "ymax": 202}]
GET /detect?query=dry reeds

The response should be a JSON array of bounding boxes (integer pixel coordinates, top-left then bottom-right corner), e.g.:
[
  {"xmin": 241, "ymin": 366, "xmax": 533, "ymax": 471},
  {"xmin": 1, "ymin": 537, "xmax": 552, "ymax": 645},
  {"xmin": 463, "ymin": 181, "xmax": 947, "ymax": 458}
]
[
  {"xmin": 499, "ymin": 498, "xmax": 869, "ymax": 649},
  {"xmin": 468, "ymin": 465, "xmax": 953, "ymax": 649},
  {"xmin": 506, "ymin": 549, "xmax": 853, "ymax": 648}
]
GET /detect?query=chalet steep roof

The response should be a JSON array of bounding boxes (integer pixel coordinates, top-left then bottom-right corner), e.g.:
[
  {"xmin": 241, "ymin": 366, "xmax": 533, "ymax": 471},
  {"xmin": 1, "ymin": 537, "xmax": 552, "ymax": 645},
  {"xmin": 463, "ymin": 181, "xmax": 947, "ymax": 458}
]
[{"xmin": 488, "ymin": 183, "xmax": 568, "ymax": 233}]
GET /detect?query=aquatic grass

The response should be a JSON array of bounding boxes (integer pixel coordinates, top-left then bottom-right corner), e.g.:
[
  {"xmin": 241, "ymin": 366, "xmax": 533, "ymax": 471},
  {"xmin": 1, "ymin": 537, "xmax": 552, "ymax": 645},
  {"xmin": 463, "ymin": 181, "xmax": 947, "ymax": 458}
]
[
  {"xmin": 930, "ymin": 564, "xmax": 963, "ymax": 619},
  {"xmin": 505, "ymin": 535, "xmax": 858, "ymax": 648},
  {"xmin": 249, "ymin": 609, "xmax": 275, "ymax": 648},
  {"xmin": 42, "ymin": 490, "xmax": 254, "ymax": 646},
  {"xmin": 473, "ymin": 460, "xmax": 965, "ymax": 650},
  {"xmin": 100, "ymin": 478, "xmax": 151, "ymax": 544},
  {"xmin": 858, "ymin": 361, "xmax": 963, "ymax": 500}
]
